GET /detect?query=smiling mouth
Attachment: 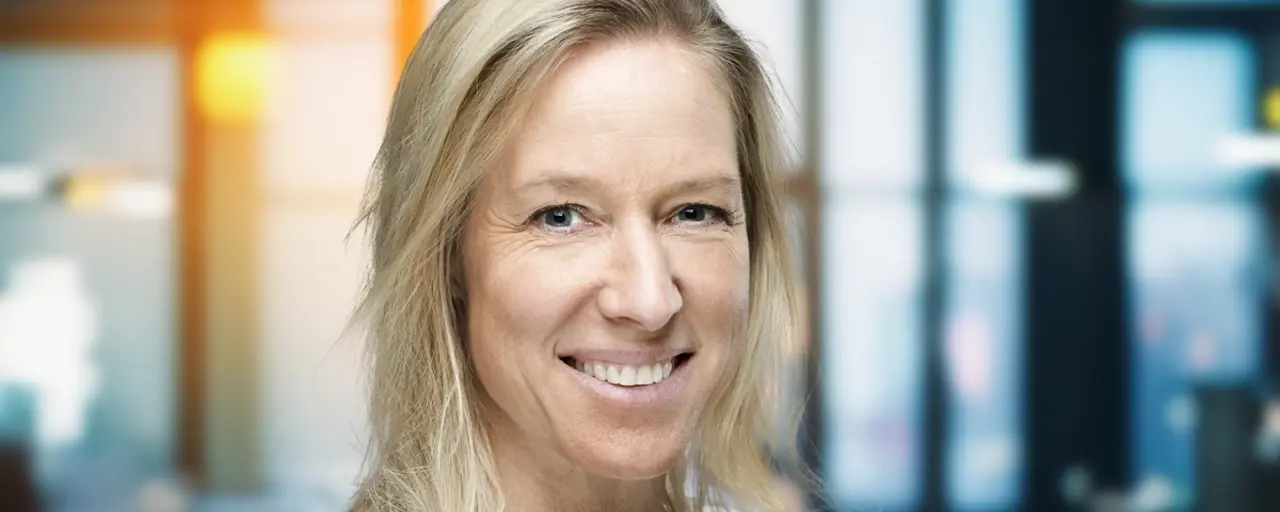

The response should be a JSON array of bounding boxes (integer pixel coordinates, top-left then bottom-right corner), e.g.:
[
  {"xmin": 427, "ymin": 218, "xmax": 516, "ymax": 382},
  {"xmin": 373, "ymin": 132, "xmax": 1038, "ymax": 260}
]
[{"xmin": 560, "ymin": 354, "xmax": 693, "ymax": 387}]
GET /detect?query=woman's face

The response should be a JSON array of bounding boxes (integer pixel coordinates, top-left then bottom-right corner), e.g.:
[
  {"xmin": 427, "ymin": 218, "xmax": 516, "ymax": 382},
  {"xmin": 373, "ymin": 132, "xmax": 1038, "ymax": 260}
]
[{"xmin": 462, "ymin": 38, "xmax": 749, "ymax": 480}]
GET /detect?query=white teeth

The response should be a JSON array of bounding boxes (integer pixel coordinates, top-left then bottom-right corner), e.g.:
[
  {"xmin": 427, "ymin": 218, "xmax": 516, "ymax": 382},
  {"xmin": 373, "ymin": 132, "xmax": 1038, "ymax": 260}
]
[
  {"xmin": 636, "ymin": 365, "xmax": 653, "ymax": 385},
  {"xmin": 571, "ymin": 358, "xmax": 676, "ymax": 387}
]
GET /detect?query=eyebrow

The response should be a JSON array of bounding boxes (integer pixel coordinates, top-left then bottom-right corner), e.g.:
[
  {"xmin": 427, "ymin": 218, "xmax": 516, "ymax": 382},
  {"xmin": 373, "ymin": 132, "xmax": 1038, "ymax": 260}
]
[{"xmin": 514, "ymin": 172, "xmax": 742, "ymax": 199}]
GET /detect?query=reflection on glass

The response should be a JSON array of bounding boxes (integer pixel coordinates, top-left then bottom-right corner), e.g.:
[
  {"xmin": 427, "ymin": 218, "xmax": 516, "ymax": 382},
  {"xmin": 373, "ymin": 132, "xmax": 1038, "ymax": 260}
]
[
  {"xmin": 823, "ymin": 199, "xmax": 924, "ymax": 509},
  {"xmin": 944, "ymin": 201, "xmax": 1023, "ymax": 509}
]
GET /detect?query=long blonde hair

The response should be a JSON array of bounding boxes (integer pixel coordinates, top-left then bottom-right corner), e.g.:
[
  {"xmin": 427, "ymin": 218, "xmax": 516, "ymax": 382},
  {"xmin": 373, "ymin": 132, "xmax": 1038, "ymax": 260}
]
[{"xmin": 349, "ymin": 0, "xmax": 804, "ymax": 510}]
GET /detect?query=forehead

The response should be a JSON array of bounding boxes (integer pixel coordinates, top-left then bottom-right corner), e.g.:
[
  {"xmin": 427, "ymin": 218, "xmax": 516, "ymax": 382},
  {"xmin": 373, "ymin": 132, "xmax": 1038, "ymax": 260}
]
[{"xmin": 498, "ymin": 37, "xmax": 738, "ymax": 192}]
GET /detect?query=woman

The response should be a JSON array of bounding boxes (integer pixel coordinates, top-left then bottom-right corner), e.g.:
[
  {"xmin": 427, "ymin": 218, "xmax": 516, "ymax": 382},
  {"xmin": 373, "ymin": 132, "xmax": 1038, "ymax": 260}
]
[{"xmin": 349, "ymin": 0, "xmax": 804, "ymax": 510}]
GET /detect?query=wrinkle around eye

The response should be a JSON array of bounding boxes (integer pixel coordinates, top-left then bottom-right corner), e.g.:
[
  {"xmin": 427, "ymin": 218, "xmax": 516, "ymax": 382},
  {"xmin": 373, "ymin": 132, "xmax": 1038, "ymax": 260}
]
[
  {"xmin": 478, "ymin": 227, "xmax": 578, "ymax": 270},
  {"xmin": 478, "ymin": 208, "xmax": 534, "ymax": 235}
]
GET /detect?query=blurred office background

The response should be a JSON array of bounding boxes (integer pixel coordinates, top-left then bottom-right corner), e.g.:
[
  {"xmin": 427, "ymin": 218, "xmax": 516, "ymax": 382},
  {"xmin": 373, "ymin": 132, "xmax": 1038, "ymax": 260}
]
[{"xmin": 2, "ymin": 0, "xmax": 1280, "ymax": 511}]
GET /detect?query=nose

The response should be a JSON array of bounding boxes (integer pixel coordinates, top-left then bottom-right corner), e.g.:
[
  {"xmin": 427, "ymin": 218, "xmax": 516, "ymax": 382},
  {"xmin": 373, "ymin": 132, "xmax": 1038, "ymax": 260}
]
[{"xmin": 597, "ymin": 220, "xmax": 683, "ymax": 332}]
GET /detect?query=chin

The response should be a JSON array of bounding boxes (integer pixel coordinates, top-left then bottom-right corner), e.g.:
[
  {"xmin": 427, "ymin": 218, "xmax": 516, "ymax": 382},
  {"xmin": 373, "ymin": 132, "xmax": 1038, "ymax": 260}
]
[{"xmin": 560, "ymin": 430, "xmax": 689, "ymax": 480}]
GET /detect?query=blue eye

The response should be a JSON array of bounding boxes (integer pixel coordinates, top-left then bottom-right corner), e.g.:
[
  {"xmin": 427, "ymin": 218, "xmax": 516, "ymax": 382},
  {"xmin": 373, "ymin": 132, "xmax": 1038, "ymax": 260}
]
[
  {"xmin": 536, "ymin": 205, "xmax": 581, "ymax": 229},
  {"xmin": 676, "ymin": 205, "xmax": 710, "ymax": 222},
  {"xmin": 673, "ymin": 204, "xmax": 728, "ymax": 224}
]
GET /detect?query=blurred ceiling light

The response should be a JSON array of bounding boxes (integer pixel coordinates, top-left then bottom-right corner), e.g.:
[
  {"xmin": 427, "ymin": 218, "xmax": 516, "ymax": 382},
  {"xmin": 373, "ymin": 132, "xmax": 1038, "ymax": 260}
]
[
  {"xmin": 103, "ymin": 180, "xmax": 173, "ymax": 218},
  {"xmin": 197, "ymin": 32, "xmax": 271, "ymax": 123},
  {"xmin": 0, "ymin": 164, "xmax": 170, "ymax": 217},
  {"xmin": 966, "ymin": 160, "xmax": 1077, "ymax": 198},
  {"xmin": 0, "ymin": 165, "xmax": 49, "ymax": 201},
  {"xmin": 60, "ymin": 172, "xmax": 108, "ymax": 211},
  {"xmin": 1216, "ymin": 132, "xmax": 1280, "ymax": 167}
]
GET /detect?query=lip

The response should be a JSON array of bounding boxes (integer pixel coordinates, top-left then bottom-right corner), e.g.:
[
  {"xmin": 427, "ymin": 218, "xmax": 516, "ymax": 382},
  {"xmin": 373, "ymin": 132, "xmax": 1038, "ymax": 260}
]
[{"xmin": 559, "ymin": 353, "xmax": 693, "ymax": 410}]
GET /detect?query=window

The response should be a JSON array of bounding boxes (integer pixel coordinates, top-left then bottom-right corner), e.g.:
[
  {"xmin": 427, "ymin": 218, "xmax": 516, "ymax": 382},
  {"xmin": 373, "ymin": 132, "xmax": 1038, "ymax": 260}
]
[
  {"xmin": 944, "ymin": 0, "xmax": 1026, "ymax": 508},
  {"xmin": 1122, "ymin": 31, "xmax": 1269, "ymax": 500},
  {"xmin": 0, "ymin": 47, "xmax": 180, "ymax": 503},
  {"xmin": 821, "ymin": 0, "xmax": 926, "ymax": 508}
]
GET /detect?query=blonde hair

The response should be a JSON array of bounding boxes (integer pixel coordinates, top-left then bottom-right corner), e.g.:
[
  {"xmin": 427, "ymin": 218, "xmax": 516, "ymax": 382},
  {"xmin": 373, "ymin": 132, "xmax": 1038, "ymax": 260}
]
[{"xmin": 349, "ymin": 0, "xmax": 804, "ymax": 510}]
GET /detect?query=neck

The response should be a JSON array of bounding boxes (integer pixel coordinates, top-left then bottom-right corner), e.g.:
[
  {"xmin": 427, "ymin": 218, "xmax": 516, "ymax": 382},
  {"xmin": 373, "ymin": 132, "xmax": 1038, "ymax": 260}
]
[{"xmin": 485, "ymin": 412, "xmax": 669, "ymax": 512}]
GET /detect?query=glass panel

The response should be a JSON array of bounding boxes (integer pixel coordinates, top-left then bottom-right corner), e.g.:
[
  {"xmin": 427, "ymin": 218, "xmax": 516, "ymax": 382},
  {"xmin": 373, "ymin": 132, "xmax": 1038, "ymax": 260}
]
[
  {"xmin": 1123, "ymin": 31, "xmax": 1267, "ymax": 503},
  {"xmin": 823, "ymin": 197, "xmax": 924, "ymax": 510},
  {"xmin": 943, "ymin": 200, "xmax": 1023, "ymax": 509},
  {"xmin": 944, "ymin": 0, "xmax": 1025, "ymax": 508},
  {"xmin": 260, "ymin": 205, "xmax": 370, "ymax": 508},
  {"xmin": 259, "ymin": 35, "xmax": 388, "ymax": 504},
  {"xmin": 1122, "ymin": 32, "xmax": 1258, "ymax": 190},
  {"xmin": 945, "ymin": 0, "xmax": 1025, "ymax": 190},
  {"xmin": 1129, "ymin": 199, "xmax": 1267, "ymax": 499},
  {"xmin": 821, "ymin": 0, "xmax": 925, "ymax": 190},
  {"xmin": 262, "ymin": 38, "xmax": 390, "ymax": 190},
  {"xmin": 0, "ymin": 48, "xmax": 179, "ymax": 508}
]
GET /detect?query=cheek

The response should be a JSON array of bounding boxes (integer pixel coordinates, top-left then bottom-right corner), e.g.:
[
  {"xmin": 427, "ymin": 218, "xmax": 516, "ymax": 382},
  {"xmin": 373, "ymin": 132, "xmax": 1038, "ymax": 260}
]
[
  {"xmin": 464, "ymin": 241, "xmax": 600, "ymax": 391},
  {"xmin": 468, "ymin": 243, "xmax": 602, "ymax": 336},
  {"xmin": 671, "ymin": 237, "xmax": 750, "ymax": 342}
]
